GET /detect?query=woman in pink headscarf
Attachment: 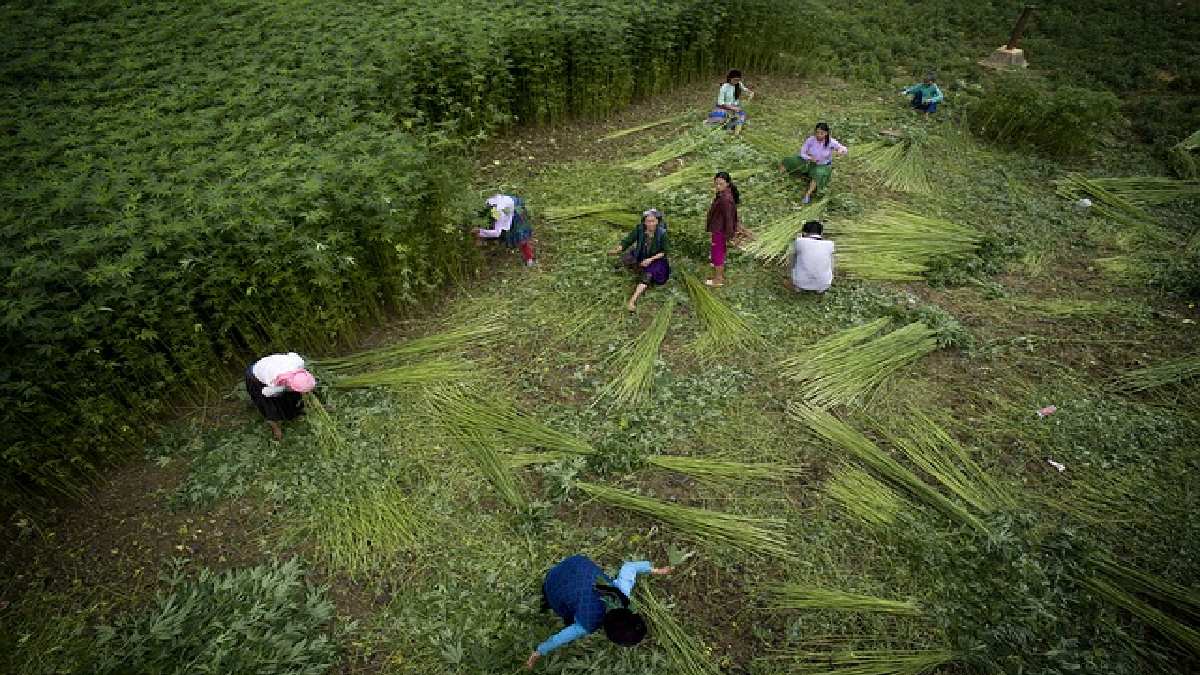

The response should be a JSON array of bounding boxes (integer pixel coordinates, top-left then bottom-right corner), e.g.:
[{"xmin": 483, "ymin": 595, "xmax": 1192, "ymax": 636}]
[{"xmin": 245, "ymin": 352, "xmax": 317, "ymax": 440}]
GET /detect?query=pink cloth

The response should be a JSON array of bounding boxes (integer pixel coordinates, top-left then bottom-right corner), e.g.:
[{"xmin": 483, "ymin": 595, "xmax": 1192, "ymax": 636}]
[
  {"xmin": 711, "ymin": 230, "xmax": 727, "ymax": 267},
  {"xmin": 799, "ymin": 136, "xmax": 847, "ymax": 165},
  {"xmin": 275, "ymin": 368, "xmax": 316, "ymax": 394}
]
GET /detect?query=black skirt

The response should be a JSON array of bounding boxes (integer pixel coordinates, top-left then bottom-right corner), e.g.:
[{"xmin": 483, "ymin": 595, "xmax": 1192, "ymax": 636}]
[{"xmin": 245, "ymin": 364, "xmax": 305, "ymax": 422}]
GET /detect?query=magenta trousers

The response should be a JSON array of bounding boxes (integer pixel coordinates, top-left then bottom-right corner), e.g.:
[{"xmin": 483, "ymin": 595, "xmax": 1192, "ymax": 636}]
[{"xmin": 710, "ymin": 230, "xmax": 727, "ymax": 267}]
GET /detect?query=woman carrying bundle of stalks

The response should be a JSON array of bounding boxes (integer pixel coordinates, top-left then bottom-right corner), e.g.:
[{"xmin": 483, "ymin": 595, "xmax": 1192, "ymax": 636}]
[
  {"xmin": 472, "ymin": 193, "xmax": 537, "ymax": 267},
  {"xmin": 609, "ymin": 208, "xmax": 671, "ymax": 312},
  {"xmin": 245, "ymin": 352, "xmax": 317, "ymax": 441},
  {"xmin": 705, "ymin": 69, "xmax": 754, "ymax": 134},
  {"xmin": 525, "ymin": 554, "xmax": 673, "ymax": 670},
  {"xmin": 780, "ymin": 122, "xmax": 849, "ymax": 204},
  {"xmin": 788, "ymin": 220, "xmax": 835, "ymax": 293},
  {"xmin": 705, "ymin": 171, "xmax": 743, "ymax": 287}
]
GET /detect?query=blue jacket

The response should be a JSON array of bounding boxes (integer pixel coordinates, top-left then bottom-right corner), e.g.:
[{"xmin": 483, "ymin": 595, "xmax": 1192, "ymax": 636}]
[{"xmin": 538, "ymin": 555, "xmax": 652, "ymax": 655}]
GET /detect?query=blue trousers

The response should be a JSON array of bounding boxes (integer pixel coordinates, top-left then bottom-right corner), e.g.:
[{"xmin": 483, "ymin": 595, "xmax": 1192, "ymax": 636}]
[{"xmin": 911, "ymin": 93, "xmax": 937, "ymax": 113}]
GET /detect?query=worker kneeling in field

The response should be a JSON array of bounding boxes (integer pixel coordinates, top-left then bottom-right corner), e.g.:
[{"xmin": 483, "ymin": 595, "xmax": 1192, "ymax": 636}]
[
  {"xmin": 788, "ymin": 220, "xmax": 836, "ymax": 293},
  {"xmin": 525, "ymin": 554, "xmax": 673, "ymax": 670},
  {"xmin": 472, "ymin": 193, "xmax": 537, "ymax": 267},
  {"xmin": 900, "ymin": 72, "xmax": 944, "ymax": 115},
  {"xmin": 245, "ymin": 352, "xmax": 316, "ymax": 441},
  {"xmin": 609, "ymin": 208, "xmax": 671, "ymax": 312}
]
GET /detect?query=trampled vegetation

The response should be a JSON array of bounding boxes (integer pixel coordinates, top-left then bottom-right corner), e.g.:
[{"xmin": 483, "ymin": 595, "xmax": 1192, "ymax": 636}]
[{"xmin": 2, "ymin": 1, "xmax": 1199, "ymax": 674}]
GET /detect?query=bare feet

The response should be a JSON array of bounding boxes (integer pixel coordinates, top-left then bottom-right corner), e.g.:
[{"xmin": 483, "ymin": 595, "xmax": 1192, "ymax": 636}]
[{"xmin": 269, "ymin": 421, "xmax": 283, "ymax": 442}]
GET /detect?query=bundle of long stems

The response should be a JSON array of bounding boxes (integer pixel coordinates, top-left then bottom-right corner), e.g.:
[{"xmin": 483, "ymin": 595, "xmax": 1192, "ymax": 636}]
[
  {"xmin": 315, "ymin": 319, "xmax": 503, "ymax": 373},
  {"xmin": 855, "ymin": 138, "xmax": 933, "ymax": 194},
  {"xmin": 599, "ymin": 299, "xmax": 675, "ymax": 407},
  {"xmin": 1113, "ymin": 356, "xmax": 1200, "ymax": 393},
  {"xmin": 833, "ymin": 208, "xmax": 981, "ymax": 281},
  {"xmin": 788, "ymin": 405, "xmax": 989, "ymax": 534},
  {"xmin": 635, "ymin": 584, "xmax": 721, "ymax": 675},
  {"xmin": 880, "ymin": 409, "xmax": 1016, "ymax": 514},
  {"xmin": 1055, "ymin": 173, "xmax": 1172, "ymax": 241},
  {"xmin": 542, "ymin": 202, "xmax": 631, "ymax": 223},
  {"xmin": 426, "ymin": 388, "xmax": 596, "ymax": 455},
  {"xmin": 646, "ymin": 165, "xmax": 762, "ymax": 193},
  {"xmin": 1093, "ymin": 557, "xmax": 1200, "ymax": 620},
  {"xmin": 1085, "ymin": 176, "xmax": 1200, "ymax": 205},
  {"xmin": 780, "ymin": 649, "xmax": 959, "ymax": 675},
  {"xmin": 779, "ymin": 321, "xmax": 938, "ymax": 409},
  {"xmin": 600, "ymin": 111, "xmax": 696, "ymax": 141},
  {"xmin": 577, "ymin": 482, "xmax": 789, "ymax": 556},
  {"xmin": 739, "ymin": 199, "xmax": 828, "ymax": 264},
  {"xmin": 763, "ymin": 585, "xmax": 922, "ymax": 615},
  {"xmin": 624, "ymin": 129, "xmax": 718, "ymax": 171},
  {"xmin": 445, "ymin": 428, "xmax": 527, "ymax": 509},
  {"xmin": 307, "ymin": 481, "xmax": 420, "ymax": 578},
  {"xmin": 826, "ymin": 465, "xmax": 907, "ymax": 527},
  {"xmin": 1085, "ymin": 576, "xmax": 1200, "ymax": 657},
  {"xmin": 681, "ymin": 270, "xmax": 760, "ymax": 352},
  {"xmin": 304, "ymin": 393, "xmax": 348, "ymax": 457},
  {"xmin": 332, "ymin": 359, "xmax": 479, "ymax": 389},
  {"xmin": 1014, "ymin": 298, "xmax": 1135, "ymax": 318},
  {"xmin": 646, "ymin": 455, "xmax": 803, "ymax": 484},
  {"xmin": 504, "ymin": 451, "xmax": 568, "ymax": 468}
]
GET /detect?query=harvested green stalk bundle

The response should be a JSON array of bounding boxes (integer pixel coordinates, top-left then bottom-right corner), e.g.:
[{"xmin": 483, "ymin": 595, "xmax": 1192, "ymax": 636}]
[
  {"xmin": 600, "ymin": 112, "xmax": 696, "ymax": 141},
  {"xmin": 740, "ymin": 199, "xmax": 828, "ymax": 264},
  {"xmin": 504, "ymin": 451, "xmax": 568, "ymax": 468},
  {"xmin": 646, "ymin": 455, "xmax": 803, "ymax": 485},
  {"xmin": 1085, "ymin": 577, "xmax": 1200, "ymax": 657},
  {"xmin": 635, "ymin": 584, "xmax": 720, "ymax": 675},
  {"xmin": 426, "ymin": 388, "xmax": 595, "ymax": 455},
  {"xmin": 624, "ymin": 129, "xmax": 719, "ymax": 172},
  {"xmin": 1014, "ymin": 298, "xmax": 1136, "ymax": 318},
  {"xmin": 577, "ymin": 482, "xmax": 789, "ymax": 556},
  {"xmin": 779, "ymin": 649, "xmax": 959, "ymax": 675},
  {"xmin": 1083, "ymin": 176, "xmax": 1200, "ymax": 205},
  {"xmin": 646, "ymin": 165, "xmax": 762, "ymax": 193},
  {"xmin": 304, "ymin": 393, "xmax": 348, "ymax": 457},
  {"xmin": 332, "ymin": 359, "xmax": 479, "ymax": 389},
  {"xmin": 881, "ymin": 410, "xmax": 1016, "ymax": 513},
  {"xmin": 1113, "ymin": 356, "xmax": 1200, "ymax": 392},
  {"xmin": 789, "ymin": 405, "xmax": 988, "ymax": 534},
  {"xmin": 599, "ymin": 299, "xmax": 675, "ymax": 407},
  {"xmin": 1055, "ymin": 173, "xmax": 1170, "ymax": 238},
  {"xmin": 779, "ymin": 321, "xmax": 938, "ymax": 409},
  {"xmin": 315, "ymin": 319, "xmax": 503, "ymax": 374},
  {"xmin": 307, "ymin": 481, "xmax": 420, "ymax": 578},
  {"xmin": 681, "ymin": 270, "xmax": 760, "ymax": 352},
  {"xmin": 833, "ymin": 208, "xmax": 981, "ymax": 281},
  {"xmin": 1093, "ymin": 558, "xmax": 1200, "ymax": 620},
  {"xmin": 827, "ymin": 466, "xmax": 907, "ymax": 527},
  {"xmin": 543, "ymin": 202, "xmax": 631, "ymax": 223},
  {"xmin": 446, "ymin": 429, "xmax": 526, "ymax": 509},
  {"xmin": 763, "ymin": 585, "xmax": 922, "ymax": 616},
  {"xmin": 855, "ymin": 137, "xmax": 933, "ymax": 194}
]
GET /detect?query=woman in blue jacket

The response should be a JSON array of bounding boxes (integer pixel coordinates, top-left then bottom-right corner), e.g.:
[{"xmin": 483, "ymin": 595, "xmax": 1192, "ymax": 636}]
[{"xmin": 524, "ymin": 554, "xmax": 673, "ymax": 669}]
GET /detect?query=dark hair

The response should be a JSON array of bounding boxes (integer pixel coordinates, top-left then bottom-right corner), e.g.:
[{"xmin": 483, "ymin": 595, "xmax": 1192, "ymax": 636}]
[
  {"xmin": 603, "ymin": 608, "xmax": 647, "ymax": 646},
  {"xmin": 802, "ymin": 220, "xmax": 824, "ymax": 235},
  {"xmin": 725, "ymin": 69, "xmax": 744, "ymax": 102},
  {"xmin": 814, "ymin": 122, "xmax": 831, "ymax": 147},
  {"xmin": 714, "ymin": 171, "xmax": 741, "ymax": 205}
]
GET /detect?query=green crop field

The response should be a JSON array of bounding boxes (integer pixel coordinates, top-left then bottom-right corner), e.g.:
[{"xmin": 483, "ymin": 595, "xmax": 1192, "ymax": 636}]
[{"xmin": 2, "ymin": 1, "xmax": 1198, "ymax": 674}]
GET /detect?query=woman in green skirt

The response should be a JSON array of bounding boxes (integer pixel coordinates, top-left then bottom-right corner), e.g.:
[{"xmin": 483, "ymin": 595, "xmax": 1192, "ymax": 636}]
[{"xmin": 780, "ymin": 122, "xmax": 848, "ymax": 203}]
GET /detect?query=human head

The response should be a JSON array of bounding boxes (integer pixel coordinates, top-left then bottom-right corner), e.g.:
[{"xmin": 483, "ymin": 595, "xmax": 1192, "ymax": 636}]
[
  {"xmin": 641, "ymin": 208, "xmax": 663, "ymax": 230},
  {"xmin": 713, "ymin": 171, "xmax": 741, "ymax": 204},
  {"xmin": 603, "ymin": 607, "xmax": 648, "ymax": 646},
  {"xmin": 726, "ymin": 69, "xmax": 742, "ymax": 83},
  {"xmin": 279, "ymin": 369, "xmax": 316, "ymax": 394},
  {"xmin": 924, "ymin": 71, "xmax": 936, "ymax": 84},
  {"xmin": 814, "ymin": 122, "xmax": 831, "ymax": 146},
  {"xmin": 802, "ymin": 220, "xmax": 824, "ymax": 236}
]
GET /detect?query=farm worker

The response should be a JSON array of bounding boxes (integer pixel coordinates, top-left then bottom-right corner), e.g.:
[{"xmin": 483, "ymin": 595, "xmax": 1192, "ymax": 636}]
[
  {"xmin": 525, "ymin": 555, "xmax": 673, "ymax": 670},
  {"xmin": 472, "ymin": 194, "xmax": 537, "ymax": 267},
  {"xmin": 245, "ymin": 352, "xmax": 316, "ymax": 441},
  {"xmin": 788, "ymin": 220, "xmax": 836, "ymax": 293},
  {"xmin": 609, "ymin": 208, "xmax": 671, "ymax": 312},
  {"xmin": 901, "ymin": 72, "xmax": 944, "ymax": 115},
  {"xmin": 779, "ymin": 122, "xmax": 848, "ymax": 204},
  {"xmin": 705, "ymin": 171, "xmax": 742, "ymax": 287},
  {"xmin": 706, "ymin": 69, "xmax": 754, "ymax": 134}
]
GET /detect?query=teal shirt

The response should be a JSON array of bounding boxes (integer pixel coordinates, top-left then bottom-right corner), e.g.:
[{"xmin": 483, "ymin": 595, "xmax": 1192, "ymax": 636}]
[
  {"xmin": 717, "ymin": 82, "xmax": 740, "ymax": 107},
  {"xmin": 903, "ymin": 82, "xmax": 944, "ymax": 104},
  {"xmin": 621, "ymin": 225, "xmax": 669, "ymax": 261}
]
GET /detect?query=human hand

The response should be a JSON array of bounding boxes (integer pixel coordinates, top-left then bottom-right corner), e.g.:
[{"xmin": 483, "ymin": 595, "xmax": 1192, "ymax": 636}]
[
  {"xmin": 639, "ymin": 259, "xmax": 652, "ymax": 268},
  {"xmin": 651, "ymin": 566, "xmax": 674, "ymax": 575},
  {"xmin": 470, "ymin": 227, "xmax": 480, "ymax": 236},
  {"xmin": 525, "ymin": 651, "xmax": 541, "ymax": 670}
]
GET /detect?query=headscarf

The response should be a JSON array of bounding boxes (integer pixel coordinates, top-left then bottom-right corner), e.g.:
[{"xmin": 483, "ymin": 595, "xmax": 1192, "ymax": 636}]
[{"xmin": 275, "ymin": 368, "xmax": 316, "ymax": 393}]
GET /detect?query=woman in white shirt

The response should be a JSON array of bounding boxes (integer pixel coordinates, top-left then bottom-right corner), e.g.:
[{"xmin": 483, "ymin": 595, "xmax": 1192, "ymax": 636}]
[
  {"xmin": 788, "ymin": 220, "xmax": 835, "ymax": 293},
  {"xmin": 245, "ymin": 352, "xmax": 317, "ymax": 440}
]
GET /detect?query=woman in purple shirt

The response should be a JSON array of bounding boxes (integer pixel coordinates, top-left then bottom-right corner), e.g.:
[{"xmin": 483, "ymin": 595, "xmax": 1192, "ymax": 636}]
[{"xmin": 780, "ymin": 122, "xmax": 849, "ymax": 204}]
